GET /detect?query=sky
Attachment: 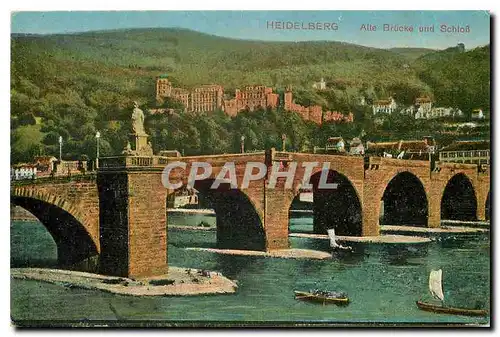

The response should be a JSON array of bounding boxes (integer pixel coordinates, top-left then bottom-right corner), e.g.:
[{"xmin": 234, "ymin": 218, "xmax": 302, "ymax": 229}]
[{"xmin": 11, "ymin": 10, "xmax": 491, "ymax": 49}]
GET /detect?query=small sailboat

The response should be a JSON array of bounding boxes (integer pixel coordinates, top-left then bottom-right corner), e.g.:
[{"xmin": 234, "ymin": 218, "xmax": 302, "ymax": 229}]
[
  {"xmin": 327, "ymin": 229, "xmax": 353, "ymax": 251},
  {"xmin": 416, "ymin": 269, "xmax": 488, "ymax": 317}
]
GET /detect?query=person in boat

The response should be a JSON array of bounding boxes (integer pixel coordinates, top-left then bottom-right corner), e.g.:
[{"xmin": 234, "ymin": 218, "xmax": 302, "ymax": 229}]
[
  {"xmin": 309, "ymin": 289, "xmax": 347, "ymax": 298},
  {"xmin": 333, "ymin": 242, "xmax": 353, "ymax": 251}
]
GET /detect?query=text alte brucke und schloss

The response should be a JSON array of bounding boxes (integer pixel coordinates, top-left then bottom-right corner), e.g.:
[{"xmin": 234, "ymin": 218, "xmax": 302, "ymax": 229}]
[{"xmin": 266, "ymin": 21, "xmax": 471, "ymax": 33}]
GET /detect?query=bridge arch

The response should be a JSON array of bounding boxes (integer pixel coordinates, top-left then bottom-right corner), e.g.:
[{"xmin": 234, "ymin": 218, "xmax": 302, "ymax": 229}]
[
  {"xmin": 170, "ymin": 179, "xmax": 266, "ymax": 251},
  {"xmin": 380, "ymin": 171, "xmax": 429, "ymax": 227},
  {"xmin": 441, "ymin": 173, "xmax": 478, "ymax": 221},
  {"xmin": 10, "ymin": 193, "xmax": 99, "ymax": 268},
  {"xmin": 290, "ymin": 169, "xmax": 363, "ymax": 236}
]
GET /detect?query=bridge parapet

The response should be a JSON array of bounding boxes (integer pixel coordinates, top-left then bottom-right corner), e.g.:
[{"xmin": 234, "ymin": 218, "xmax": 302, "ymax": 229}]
[
  {"xmin": 11, "ymin": 173, "xmax": 97, "ymax": 187},
  {"xmin": 99, "ymin": 155, "xmax": 171, "ymax": 171},
  {"xmin": 434, "ymin": 161, "xmax": 479, "ymax": 171},
  {"xmin": 373, "ymin": 156, "xmax": 430, "ymax": 167}
]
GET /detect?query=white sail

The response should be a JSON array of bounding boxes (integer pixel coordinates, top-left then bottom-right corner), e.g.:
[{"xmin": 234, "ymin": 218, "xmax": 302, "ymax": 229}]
[
  {"xmin": 429, "ymin": 269, "xmax": 444, "ymax": 301},
  {"xmin": 327, "ymin": 229, "xmax": 339, "ymax": 248}
]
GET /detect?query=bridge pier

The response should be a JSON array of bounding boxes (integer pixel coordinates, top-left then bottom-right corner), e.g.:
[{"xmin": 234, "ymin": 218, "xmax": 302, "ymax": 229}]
[
  {"xmin": 98, "ymin": 166, "xmax": 168, "ymax": 278},
  {"xmin": 361, "ymin": 189, "xmax": 381, "ymax": 236},
  {"xmin": 476, "ymin": 183, "xmax": 489, "ymax": 221},
  {"xmin": 428, "ymin": 179, "xmax": 443, "ymax": 228},
  {"xmin": 264, "ymin": 186, "xmax": 293, "ymax": 250}
]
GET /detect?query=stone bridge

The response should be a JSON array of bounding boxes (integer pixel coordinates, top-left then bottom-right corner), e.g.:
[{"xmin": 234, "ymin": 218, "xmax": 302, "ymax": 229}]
[{"xmin": 11, "ymin": 150, "xmax": 490, "ymax": 278}]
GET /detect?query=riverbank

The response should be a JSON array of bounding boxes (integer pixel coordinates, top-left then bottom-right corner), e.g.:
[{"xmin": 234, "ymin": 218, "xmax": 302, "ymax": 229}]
[
  {"xmin": 289, "ymin": 233, "xmax": 431, "ymax": 244},
  {"xmin": 185, "ymin": 247, "xmax": 332, "ymax": 259},
  {"xmin": 11, "ymin": 267, "xmax": 238, "ymax": 297}
]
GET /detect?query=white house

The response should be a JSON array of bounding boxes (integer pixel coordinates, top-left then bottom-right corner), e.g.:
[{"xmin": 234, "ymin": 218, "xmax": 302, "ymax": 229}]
[
  {"xmin": 372, "ymin": 97, "xmax": 397, "ymax": 115},
  {"xmin": 415, "ymin": 97, "xmax": 433, "ymax": 117},
  {"xmin": 11, "ymin": 164, "xmax": 37, "ymax": 180},
  {"xmin": 414, "ymin": 107, "xmax": 465, "ymax": 119}
]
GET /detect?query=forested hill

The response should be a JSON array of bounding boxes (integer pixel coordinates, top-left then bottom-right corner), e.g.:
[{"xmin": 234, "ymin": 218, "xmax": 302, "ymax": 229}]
[
  {"xmin": 10, "ymin": 28, "xmax": 490, "ymax": 164},
  {"xmin": 414, "ymin": 44, "xmax": 490, "ymax": 113},
  {"xmin": 11, "ymin": 27, "xmax": 430, "ymax": 93}
]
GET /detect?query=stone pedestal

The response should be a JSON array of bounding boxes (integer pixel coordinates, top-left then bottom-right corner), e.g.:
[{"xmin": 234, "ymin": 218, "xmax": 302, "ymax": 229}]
[{"xmin": 129, "ymin": 133, "xmax": 153, "ymax": 156}]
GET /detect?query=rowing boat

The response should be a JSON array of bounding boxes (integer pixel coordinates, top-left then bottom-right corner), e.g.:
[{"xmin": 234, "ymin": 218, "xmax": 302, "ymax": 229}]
[{"xmin": 294, "ymin": 290, "xmax": 349, "ymax": 305}]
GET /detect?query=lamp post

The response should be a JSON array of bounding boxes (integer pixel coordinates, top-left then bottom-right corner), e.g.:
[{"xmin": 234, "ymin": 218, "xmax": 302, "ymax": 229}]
[
  {"xmin": 281, "ymin": 134, "xmax": 287, "ymax": 152},
  {"xmin": 58, "ymin": 136, "xmax": 63, "ymax": 162},
  {"xmin": 95, "ymin": 131, "xmax": 101, "ymax": 170},
  {"xmin": 240, "ymin": 135, "xmax": 245, "ymax": 153}
]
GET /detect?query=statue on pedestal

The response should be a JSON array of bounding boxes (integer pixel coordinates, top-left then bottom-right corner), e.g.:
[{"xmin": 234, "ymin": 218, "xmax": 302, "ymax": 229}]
[
  {"xmin": 123, "ymin": 102, "xmax": 154, "ymax": 156},
  {"xmin": 131, "ymin": 101, "xmax": 146, "ymax": 136}
]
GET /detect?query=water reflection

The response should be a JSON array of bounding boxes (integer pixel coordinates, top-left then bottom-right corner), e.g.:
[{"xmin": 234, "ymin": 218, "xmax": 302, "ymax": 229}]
[
  {"xmin": 379, "ymin": 244, "xmax": 430, "ymax": 266},
  {"xmin": 333, "ymin": 243, "xmax": 368, "ymax": 265},
  {"xmin": 213, "ymin": 254, "xmax": 258, "ymax": 280}
]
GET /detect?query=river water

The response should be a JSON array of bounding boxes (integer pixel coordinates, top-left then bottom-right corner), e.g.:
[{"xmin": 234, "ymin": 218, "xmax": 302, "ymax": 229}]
[{"xmin": 10, "ymin": 214, "xmax": 490, "ymax": 326}]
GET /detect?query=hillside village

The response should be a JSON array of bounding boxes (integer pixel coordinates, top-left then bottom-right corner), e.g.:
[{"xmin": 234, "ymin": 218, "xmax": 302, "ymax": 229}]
[{"xmin": 152, "ymin": 73, "xmax": 487, "ymax": 124}]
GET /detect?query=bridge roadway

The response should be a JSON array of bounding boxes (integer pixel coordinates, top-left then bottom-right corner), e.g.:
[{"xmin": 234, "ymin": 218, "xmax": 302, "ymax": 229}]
[{"xmin": 11, "ymin": 149, "xmax": 490, "ymax": 278}]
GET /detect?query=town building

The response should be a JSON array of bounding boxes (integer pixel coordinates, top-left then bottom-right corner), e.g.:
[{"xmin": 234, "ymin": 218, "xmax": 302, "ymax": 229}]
[
  {"xmin": 325, "ymin": 137, "xmax": 346, "ymax": 153},
  {"xmin": 402, "ymin": 103, "xmax": 464, "ymax": 120},
  {"xmin": 414, "ymin": 96, "xmax": 433, "ymax": 119},
  {"xmin": 11, "ymin": 163, "xmax": 37, "ymax": 180},
  {"xmin": 365, "ymin": 138, "xmax": 435, "ymax": 160},
  {"xmin": 224, "ymin": 85, "xmax": 279, "ymax": 117},
  {"xmin": 439, "ymin": 140, "xmax": 490, "ymax": 165},
  {"xmin": 348, "ymin": 138, "xmax": 365, "ymax": 155},
  {"xmin": 372, "ymin": 97, "xmax": 397, "ymax": 115},
  {"xmin": 53, "ymin": 160, "xmax": 87, "ymax": 176},
  {"xmin": 416, "ymin": 107, "xmax": 464, "ymax": 119},
  {"xmin": 33, "ymin": 156, "xmax": 58, "ymax": 177}
]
